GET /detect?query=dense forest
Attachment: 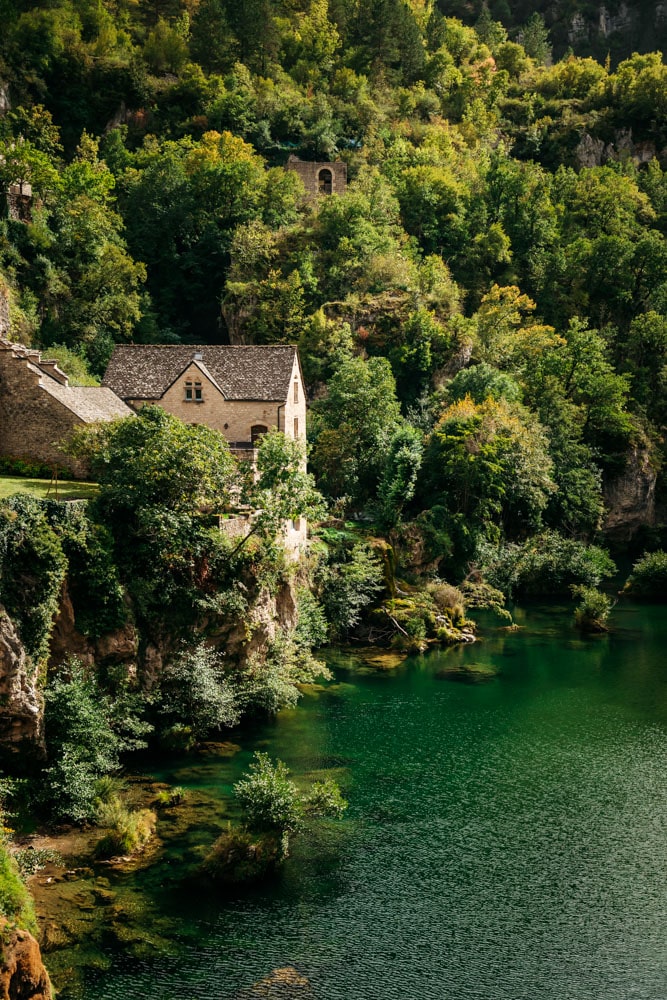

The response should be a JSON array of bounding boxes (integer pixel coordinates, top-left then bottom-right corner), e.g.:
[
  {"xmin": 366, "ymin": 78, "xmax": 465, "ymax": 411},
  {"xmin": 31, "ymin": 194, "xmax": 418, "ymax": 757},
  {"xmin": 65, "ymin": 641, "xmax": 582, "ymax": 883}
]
[
  {"xmin": 0, "ymin": 1, "xmax": 666, "ymax": 983},
  {"xmin": 2, "ymin": 0, "xmax": 667, "ymax": 563}
]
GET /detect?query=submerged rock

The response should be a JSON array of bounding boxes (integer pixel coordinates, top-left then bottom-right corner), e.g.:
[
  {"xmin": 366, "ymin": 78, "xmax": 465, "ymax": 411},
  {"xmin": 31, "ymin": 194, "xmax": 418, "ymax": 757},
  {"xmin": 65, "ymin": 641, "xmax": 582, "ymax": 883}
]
[
  {"xmin": 236, "ymin": 966, "xmax": 312, "ymax": 998},
  {"xmin": 436, "ymin": 662, "xmax": 499, "ymax": 684}
]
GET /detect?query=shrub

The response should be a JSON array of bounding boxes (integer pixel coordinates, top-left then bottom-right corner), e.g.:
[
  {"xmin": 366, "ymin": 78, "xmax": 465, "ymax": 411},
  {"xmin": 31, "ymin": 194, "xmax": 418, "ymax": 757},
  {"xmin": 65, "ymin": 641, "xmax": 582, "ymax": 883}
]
[
  {"xmin": 13, "ymin": 848, "xmax": 63, "ymax": 878},
  {"xmin": 426, "ymin": 581, "xmax": 467, "ymax": 624},
  {"xmin": 480, "ymin": 531, "xmax": 616, "ymax": 597},
  {"xmin": 42, "ymin": 659, "xmax": 123, "ymax": 823},
  {"xmin": 234, "ymin": 753, "xmax": 303, "ymax": 838},
  {"xmin": 302, "ymin": 779, "xmax": 348, "ymax": 819},
  {"xmin": 572, "ymin": 585, "xmax": 613, "ymax": 633},
  {"xmin": 204, "ymin": 755, "xmax": 348, "ymax": 882},
  {"xmin": 157, "ymin": 644, "xmax": 239, "ymax": 741},
  {"xmin": 155, "ymin": 786, "xmax": 186, "ymax": 807},
  {"xmin": 236, "ymin": 629, "xmax": 331, "ymax": 716},
  {"xmin": 95, "ymin": 797, "xmax": 156, "ymax": 858},
  {"xmin": 0, "ymin": 457, "xmax": 53, "ymax": 479},
  {"xmin": 0, "ymin": 495, "xmax": 67, "ymax": 664},
  {"xmin": 624, "ymin": 551, "xmax": 667, "ymax": 599}
]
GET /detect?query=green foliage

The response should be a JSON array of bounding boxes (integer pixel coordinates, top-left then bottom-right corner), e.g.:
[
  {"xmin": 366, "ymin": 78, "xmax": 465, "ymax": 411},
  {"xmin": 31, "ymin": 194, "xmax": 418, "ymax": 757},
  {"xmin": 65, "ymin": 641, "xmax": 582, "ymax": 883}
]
[
  {"xmin": 311, "ymin": 356, "xmax": 402, "ymax": 507},
  {"xmin": 479, "ymin": 531, "xmax": 616, "ymax": 598},
  {"xmin": 624, "ymin": 551, "xmax": 667, "ymax": 599},
  {"xmin": 157, "ymin": 644, "xmax": 239, "ymax": 740},
  {"xmin": 0, "ymin": 495, "xmax": 67, "ymax": 665},
  {"xmin": 95, "ymin": 797, "xmax": 156, "ymax": 858},
  {"xmin": 42, "ymin": 658, "xmax": 147, "ymax": 823},
  {"xmin": 0, "ymin": 848, "xmax": 36, "ymax": 934},
  {"xmin": 316, "ymin": 536, "xmax": 384, "ymax": 639},
  {"xmin": 236, "ymin": 628, "xmax": 331, "ymax": 715},
  {"xmin": 572, "ymin": 585, "xmax": 612, "ymax": 633},
  {"xmin": 234, "ymin": 752, "xmax": 303, "ymax": 836}
]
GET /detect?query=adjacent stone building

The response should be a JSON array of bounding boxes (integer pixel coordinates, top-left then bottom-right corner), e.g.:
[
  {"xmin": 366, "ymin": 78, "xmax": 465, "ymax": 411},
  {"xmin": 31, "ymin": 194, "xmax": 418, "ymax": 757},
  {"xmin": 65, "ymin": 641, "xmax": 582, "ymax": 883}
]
[
  {"xmin": 286, "ymin": 155, "xmax": 347, "ymax": 196},
  {"xmin": 0, "ymin": 338, "xmax": 132, "ymax": 477}
]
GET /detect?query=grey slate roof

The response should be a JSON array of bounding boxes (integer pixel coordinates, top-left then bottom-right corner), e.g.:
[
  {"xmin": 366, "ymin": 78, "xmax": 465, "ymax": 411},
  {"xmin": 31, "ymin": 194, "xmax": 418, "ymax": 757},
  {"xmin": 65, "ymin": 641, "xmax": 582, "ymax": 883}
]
[
  {"xmin": 37, "ymin": 374, "xmax": 134, "ymax": 422},
  {"xmin": 102, "ymin": 345, "xmax": 298, "ymax": 402}
]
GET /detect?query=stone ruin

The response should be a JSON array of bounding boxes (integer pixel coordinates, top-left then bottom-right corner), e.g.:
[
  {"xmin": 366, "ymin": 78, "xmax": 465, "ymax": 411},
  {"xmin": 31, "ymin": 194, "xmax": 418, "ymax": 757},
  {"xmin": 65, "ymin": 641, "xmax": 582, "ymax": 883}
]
[{"xmin": 286, "ymin": 155, "xmax": 347, "ymax": 196}]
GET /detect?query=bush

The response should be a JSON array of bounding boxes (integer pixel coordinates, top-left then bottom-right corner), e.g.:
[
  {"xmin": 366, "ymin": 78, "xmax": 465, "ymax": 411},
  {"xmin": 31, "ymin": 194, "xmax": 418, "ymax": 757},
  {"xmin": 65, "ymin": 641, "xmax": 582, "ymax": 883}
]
[
  {"xmin": 204, "ymin": 754, "xmax": 348, "ymax": 882},
  {"xmin": 234, "ymin": 753, "xmax": 303, "ymax": 838},
  {"xmin": 155, "ymin": 786, "xmax": 186, "ymax": 807},
  {"xmin": 236, "ymin": 628, "xmax": 331, "ymax": 716},
  {"xmin": 480, "ymin": 531, "xmax": 616, "ymax": 597},
  {"xmin": 157, "ymin": 644, "xmax": 239, "ymax": 742},
  {"xmin": 624, "ymin": 550, "xmax": 667, "ymax": 599},
  {"xmin": 426, "ymin": 581, "xmax": 466, "ymax": 625},
  {"xmin": 42, "ymin": 659, "xmax": 123, "ymax": 823},
  {"xmin": 95, "ymin": 797, "xmax": 156, "ymax": 858},
  {"xmin": 0, "ymin": 494, "xmax": 67, "ymax": 664},
  {"xmin": 572, "ymin": 585, "xmax": 613, "ymax": 633}
]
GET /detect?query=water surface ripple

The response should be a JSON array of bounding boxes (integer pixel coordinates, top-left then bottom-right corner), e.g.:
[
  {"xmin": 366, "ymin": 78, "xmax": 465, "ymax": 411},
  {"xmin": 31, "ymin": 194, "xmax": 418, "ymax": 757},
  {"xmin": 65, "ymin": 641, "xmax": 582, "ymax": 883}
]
[{"xmin": 82, "ymin": 603, "xmax": 667, "ymax": 999}]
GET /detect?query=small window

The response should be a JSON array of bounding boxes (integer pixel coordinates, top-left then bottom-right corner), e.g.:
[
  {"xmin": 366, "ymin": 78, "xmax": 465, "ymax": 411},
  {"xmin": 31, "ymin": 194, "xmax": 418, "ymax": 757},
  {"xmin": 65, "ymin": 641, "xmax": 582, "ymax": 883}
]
[
  {"xmin": 293, "ymin": 417, "xmax": 299, "ymax": 438},
  {"xmin": 293, "ymin": 380, "xmax": 299, "ymax": 404},
  {"xmin": 194, "ymin": 381, "xmax": 203, "ymax": 402},
  {"xmin": 184, "ymin": 381, "xmax": 193, "ymax": 401},
  {"xmin": 251, "ymin": 424, "xmax": 268, "ymax": 445}
]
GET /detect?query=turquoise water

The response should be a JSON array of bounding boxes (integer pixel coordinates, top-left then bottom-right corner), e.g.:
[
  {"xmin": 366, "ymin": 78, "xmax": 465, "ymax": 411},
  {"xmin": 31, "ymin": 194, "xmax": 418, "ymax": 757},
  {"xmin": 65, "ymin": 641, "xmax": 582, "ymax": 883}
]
[{"xmin": 77, "ymin": 602, "xmax": 667, "ymax": 999}]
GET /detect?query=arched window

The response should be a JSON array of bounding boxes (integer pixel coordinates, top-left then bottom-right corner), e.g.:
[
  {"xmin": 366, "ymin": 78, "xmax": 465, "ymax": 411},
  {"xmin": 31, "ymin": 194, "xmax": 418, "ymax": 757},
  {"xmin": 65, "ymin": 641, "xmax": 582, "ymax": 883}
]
[
  {"xmin": 318, "ymin": 168, "xmax": 333, "ymax": 195},
  {"xmin": 251, "ymin": 424, "xmax": 268, "ymax": 445}
]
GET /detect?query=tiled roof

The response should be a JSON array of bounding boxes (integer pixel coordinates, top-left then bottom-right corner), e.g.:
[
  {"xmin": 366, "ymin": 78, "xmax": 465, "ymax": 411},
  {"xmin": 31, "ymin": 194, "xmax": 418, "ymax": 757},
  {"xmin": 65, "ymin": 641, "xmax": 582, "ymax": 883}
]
[
  {"xmin": 40, "ymin": 378, "xmax": 134, "ymax": 422},
  {"xmin": 102, "ymin": 345, "xmax": 298, "ymax": 401}
]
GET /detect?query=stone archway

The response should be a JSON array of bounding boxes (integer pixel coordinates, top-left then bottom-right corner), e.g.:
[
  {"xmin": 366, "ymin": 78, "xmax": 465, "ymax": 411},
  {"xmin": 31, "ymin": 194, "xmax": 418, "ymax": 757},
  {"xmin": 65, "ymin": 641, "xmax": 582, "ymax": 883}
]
[{"xmin": 318, "ymin": 168, "xmax": 333, "ymax": 195}]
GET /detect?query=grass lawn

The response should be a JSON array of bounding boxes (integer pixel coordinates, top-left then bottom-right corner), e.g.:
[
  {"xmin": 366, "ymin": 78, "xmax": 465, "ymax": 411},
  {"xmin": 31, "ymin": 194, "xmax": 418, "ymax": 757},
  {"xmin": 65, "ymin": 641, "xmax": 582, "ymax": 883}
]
[{"xmin": 0, "ymin": 476, "xmax": 98, "ymax": 501}]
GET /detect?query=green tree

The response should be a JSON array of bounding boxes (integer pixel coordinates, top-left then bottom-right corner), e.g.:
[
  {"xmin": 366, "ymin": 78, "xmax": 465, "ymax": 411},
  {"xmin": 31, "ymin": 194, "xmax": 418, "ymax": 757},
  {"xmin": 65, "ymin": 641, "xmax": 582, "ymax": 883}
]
[{"xmin": 311, "ymin": 355, "xmax": 401, "ymax": 505}]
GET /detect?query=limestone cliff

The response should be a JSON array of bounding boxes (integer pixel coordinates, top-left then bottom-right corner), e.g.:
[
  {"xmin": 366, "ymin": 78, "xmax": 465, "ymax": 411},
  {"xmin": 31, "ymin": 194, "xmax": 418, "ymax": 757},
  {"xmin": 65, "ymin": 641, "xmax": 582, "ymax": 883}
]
[
  {"xmin": 0, "ymin": 921, "xmax": 52, "ymax": 1000},
  {"xmin": 0, "ymin": 607, "xmax": 43, "ymax": 750},
  {"xmin": 603, "ymin": 443, "xmax": 657, "ymax": 541}
]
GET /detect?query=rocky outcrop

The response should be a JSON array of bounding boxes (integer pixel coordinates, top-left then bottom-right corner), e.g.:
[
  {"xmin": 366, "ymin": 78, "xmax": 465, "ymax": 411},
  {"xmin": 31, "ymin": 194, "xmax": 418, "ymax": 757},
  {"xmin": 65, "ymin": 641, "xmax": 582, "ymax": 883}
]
[
  {"xmin": 48, "ymin": 583, "xmax": 138, "ymax": 678},
  {"xmin": 576, "ymin": 129, "xmax": 660, "ymax": 170},
  {"xmin": 603, "ymin": 443, "xmax": 657, "ymax": 541},
  {"xmin": 0, "ymin": 921, "xmax": 52, "ymax": 1000},
  {"xmin": 0, "ymin": 607, "xmax": 43, "ymax": 749}
]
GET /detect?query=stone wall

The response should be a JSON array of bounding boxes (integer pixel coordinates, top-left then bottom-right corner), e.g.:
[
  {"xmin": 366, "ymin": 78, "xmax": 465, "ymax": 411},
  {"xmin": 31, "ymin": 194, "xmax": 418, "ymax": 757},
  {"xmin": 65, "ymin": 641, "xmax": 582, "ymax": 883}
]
[
  {"xmin": 0, "ymin": 345, "xmax": 88, "ymax": 477},
  {"xmin": 286, "ymin": 155, "xmax": 347, "ymax": 197}
]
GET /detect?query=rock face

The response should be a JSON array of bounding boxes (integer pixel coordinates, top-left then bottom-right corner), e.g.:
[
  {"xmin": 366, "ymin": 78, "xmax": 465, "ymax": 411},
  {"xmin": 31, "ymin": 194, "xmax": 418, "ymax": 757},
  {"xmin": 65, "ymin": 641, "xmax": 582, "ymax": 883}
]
[
  {"xmin": 603, "ymin": 443, "xmax": 657, "ymax": 541},
  {"xmin": 0, "ymin": 921, "xmax": 52, "ymax": 1000},
  {"xmin": 0, "ymin": 606, "xmax": 43, "ymax": 749}
]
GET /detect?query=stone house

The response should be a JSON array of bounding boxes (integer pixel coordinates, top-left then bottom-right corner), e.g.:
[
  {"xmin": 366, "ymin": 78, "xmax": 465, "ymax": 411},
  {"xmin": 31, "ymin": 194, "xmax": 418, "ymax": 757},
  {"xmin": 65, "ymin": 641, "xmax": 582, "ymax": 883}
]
[
  {"xmin": 286, "ymin": 155, "xmax": 347, "ymax": 196},
  {"xmin": 102, "ymin": 344, "xmax": 309, "ymax": 548},
  {"xmin": 0, "ymin": 338, "xmax": 133, "ymax": 478}
]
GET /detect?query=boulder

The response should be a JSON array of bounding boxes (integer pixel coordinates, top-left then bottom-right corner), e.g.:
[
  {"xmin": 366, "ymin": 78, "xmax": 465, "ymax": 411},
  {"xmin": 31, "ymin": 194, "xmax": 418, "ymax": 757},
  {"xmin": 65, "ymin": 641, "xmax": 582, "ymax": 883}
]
[
  {"xmin": 0, "ymin": 606, "xmax": 43, "ymax": 748},
  {"xmin": 0, "ymin": 921, "xmax": 52, "ymax": 1000}
]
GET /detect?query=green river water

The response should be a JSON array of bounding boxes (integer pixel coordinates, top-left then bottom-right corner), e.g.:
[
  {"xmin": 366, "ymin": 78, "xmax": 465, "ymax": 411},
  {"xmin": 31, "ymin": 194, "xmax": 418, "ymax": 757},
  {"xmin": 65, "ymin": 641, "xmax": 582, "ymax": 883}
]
[{"xmin": 54, "ymin": 600, "xmax": 667, "ymax": 1000}]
